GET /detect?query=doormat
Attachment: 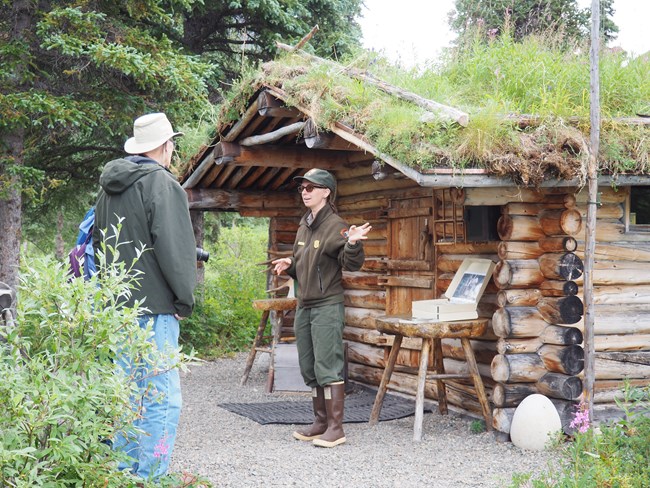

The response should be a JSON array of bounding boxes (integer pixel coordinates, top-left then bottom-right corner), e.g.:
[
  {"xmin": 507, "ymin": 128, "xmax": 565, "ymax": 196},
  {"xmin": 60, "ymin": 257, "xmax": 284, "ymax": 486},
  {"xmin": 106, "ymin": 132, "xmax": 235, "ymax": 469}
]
[{"xmin": 219, "ymin": 384, "xmax": 430, "ymax": 425}]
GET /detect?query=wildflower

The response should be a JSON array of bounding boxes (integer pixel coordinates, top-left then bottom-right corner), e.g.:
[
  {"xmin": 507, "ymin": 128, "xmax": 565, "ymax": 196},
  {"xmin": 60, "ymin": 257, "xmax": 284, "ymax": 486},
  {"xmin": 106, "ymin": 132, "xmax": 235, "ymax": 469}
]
[
  {"xmin": 154, "ymin": 435, "xmax": 169, "ymax": 459},
  {"xmin": 570, "ymin": 401, "xmax": 590, "ymax": 434}
]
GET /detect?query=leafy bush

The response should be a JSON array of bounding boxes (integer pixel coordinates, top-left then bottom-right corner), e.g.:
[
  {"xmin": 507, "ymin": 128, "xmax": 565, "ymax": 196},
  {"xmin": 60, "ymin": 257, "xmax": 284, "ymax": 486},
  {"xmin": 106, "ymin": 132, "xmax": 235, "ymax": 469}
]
[
  {"xmin": 512, "ymin": 386, "xmax": 650, "ymax": 487},
  {"xmin": 0, "ymin": 247, "xmax": 193, "ymax": 486},
  {"xmin": 181, "ymin": 221, "xmax": 268, "ymax": 358}
]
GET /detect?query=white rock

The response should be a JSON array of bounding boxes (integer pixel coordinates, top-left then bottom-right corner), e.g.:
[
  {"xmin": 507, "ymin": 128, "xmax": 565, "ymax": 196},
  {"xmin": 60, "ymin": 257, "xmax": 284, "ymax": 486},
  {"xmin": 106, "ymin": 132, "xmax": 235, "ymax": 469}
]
[{"xmin": 510, "ymin": 394, "xmax": 562, "ymax": 450}]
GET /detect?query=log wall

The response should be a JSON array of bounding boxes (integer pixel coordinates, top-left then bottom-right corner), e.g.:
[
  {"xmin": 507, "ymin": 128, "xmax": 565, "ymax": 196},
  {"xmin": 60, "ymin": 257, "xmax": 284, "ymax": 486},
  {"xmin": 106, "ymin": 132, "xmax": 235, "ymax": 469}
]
[{"xmin": 268, "ymin": 174, "xmax": 647, "ymax": 437}]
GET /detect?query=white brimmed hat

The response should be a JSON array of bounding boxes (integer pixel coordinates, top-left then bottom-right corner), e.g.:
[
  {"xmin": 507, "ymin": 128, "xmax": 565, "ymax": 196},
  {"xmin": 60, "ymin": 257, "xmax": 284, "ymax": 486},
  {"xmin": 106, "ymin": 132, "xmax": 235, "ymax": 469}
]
[{"xmin": 124, "ymin": 113, "xmax": 183, "ymax": 154}]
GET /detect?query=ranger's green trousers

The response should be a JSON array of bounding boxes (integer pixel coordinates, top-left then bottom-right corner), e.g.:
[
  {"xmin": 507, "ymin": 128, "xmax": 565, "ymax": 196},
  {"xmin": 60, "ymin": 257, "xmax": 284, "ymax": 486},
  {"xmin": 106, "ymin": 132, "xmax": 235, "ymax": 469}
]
[{"xmin": 294, "ymin": 302, "xmax": 345, "ymax": 387}]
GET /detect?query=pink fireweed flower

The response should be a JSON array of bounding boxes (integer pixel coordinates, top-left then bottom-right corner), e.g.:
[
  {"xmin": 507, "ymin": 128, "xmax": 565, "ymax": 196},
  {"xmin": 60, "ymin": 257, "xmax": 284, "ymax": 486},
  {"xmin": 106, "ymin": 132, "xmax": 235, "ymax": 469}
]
[
  {"xmin": 570, "ymin": 401, "xmax": 590, "ymax": 434},
  {"xmin": 154, "ymin": 435, "xmax": 169, "ymax": 459}
]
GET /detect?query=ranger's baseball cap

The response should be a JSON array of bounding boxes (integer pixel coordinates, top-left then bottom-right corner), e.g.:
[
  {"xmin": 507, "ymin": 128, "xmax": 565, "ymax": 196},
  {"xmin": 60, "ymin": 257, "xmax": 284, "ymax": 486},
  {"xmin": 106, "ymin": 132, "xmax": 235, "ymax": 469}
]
[{"xmin": 294, "ymin": 168, "xmax": 337, "ymax": 198}]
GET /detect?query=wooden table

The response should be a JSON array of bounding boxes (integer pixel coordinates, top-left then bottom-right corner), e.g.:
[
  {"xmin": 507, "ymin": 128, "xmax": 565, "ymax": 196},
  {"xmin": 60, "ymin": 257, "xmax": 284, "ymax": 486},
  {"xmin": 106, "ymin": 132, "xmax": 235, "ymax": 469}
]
[
  {"xmin": 368, "ymin": 315, "xmax": 492, "ymax": 441},
  {"xmin": 240, "ymin": 297, "xmax": 297, "ymax": 392}
]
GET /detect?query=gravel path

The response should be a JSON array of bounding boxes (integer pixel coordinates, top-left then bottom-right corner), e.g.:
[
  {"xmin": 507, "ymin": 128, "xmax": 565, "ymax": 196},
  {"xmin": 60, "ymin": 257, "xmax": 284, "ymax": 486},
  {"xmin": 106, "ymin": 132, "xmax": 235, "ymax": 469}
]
[{"xmin": 170, "ymin": 354, "xmax": 556, "ymax": 487}]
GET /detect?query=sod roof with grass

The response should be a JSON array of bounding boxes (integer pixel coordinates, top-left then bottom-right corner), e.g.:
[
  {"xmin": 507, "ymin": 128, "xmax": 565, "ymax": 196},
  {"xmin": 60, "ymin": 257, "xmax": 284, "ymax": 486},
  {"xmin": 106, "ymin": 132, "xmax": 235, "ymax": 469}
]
[{"xmin": 185, "ymin": 34, "xmax": 648, "ymax": 189}]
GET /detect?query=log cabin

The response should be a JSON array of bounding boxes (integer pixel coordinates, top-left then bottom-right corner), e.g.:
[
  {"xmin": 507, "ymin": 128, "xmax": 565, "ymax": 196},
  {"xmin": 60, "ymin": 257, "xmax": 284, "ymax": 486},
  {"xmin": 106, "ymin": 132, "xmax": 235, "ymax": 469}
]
[{"xmin": 181, "ymin": 50, "xmax": 650, "ymax": 441}]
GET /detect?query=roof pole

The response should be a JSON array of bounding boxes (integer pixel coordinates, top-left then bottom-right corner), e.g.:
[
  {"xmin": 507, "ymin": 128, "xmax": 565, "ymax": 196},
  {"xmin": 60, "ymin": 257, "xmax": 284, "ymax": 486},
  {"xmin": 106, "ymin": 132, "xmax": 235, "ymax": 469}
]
[{"xmin": 583, "ymin": 0, "xmax": 601, "ymax": 417}]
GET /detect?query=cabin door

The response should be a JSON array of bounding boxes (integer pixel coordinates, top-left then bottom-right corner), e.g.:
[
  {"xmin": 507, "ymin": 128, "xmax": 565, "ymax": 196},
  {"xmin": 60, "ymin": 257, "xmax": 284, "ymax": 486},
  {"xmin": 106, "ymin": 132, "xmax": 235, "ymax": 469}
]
[{"xmin": 384, "ymin": 194, "xmax": 435, "ymax": 315}]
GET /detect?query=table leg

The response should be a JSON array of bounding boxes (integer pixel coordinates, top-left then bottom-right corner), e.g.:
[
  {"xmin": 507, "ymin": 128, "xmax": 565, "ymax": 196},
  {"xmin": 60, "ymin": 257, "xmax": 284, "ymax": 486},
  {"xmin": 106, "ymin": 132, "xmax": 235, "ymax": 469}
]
[
  {"xmin": 369, "ymin": 334, "xmax": 403, "ymax": 426},
  {"xmin": 461, "ymin": 337, "xmax": 493, "ymax": 431},
  {"xmin": 414, "ymin": 338, "xmax": 431, "ymax": 441},
  {"xmin": 433, "ymin": 338, "xmax": 448, "ymax": 415},
  {"xmin": 241, "ymin": 310, "xmax": 269, "ymax": 385},
  {"xmin": 266, "ymin": 310, "xmax": 283, "ymax": 393}
]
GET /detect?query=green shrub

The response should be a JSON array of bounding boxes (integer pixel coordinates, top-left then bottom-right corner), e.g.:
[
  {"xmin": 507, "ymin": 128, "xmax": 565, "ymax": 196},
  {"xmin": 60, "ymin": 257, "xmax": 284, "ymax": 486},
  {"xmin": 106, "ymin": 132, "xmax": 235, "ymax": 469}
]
[
  {"xmin": 512, "ymin": 386, "xmax": 650, "ymax": 487},
  {"xmin": 0, "ymin": 245, "xmax": 194, "ymax": 486},
  {"xmin": 181, "ymin": 222, "xmax": 268, "ymax": 358}
]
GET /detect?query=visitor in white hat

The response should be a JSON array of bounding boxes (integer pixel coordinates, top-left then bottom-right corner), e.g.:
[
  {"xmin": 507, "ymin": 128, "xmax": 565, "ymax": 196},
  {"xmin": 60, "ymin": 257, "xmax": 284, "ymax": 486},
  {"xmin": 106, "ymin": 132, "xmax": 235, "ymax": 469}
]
[{"xmin": 93, "ymin": 112, "xmax": 196, "ymax": 480}]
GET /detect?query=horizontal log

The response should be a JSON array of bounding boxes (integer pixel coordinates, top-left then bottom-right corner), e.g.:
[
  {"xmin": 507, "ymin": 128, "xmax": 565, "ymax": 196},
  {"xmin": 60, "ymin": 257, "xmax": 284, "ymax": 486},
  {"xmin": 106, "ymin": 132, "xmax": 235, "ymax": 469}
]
[
  {"xmin": 496, "ymin": 326, "xmax": 582, "ymax": 353},
  {"xmin": 387, "ymin": 260, "xmax": 432, "ymax": 271},
  {"xmin": 343, "ymin": 289, "xmax": 386, "ymax": 310},
  {"xmin": 574, "ymin": 186, "xmax": 628, "ymax": 204},
  {"xmin": 492, "ymin": 372, "xmax": 581, "ymax": 407},
  {"xmin": 538, "ymin": 344, "xmax": 584, "ymax": 375},
  {"xmin": 344, "ymin": 306, "xmax": 385, "ymax": 329},
  {"xmin": 538, "ymin": 208, "xmax": 582, "ymax": 236},
  {"xmin": 501, "ymin": 200, "xmax": 574, "ymax": 216},
  {"xmin": 536, "ymin": 296, "xmax": 584, "ymax": 325},
  {"xmin": 497, "ymin": 215, "xmax": 546, "ymax": 241},
  {"xmin": 498, "ymin": 237, "xmax": 577, "ymax": 260},
  {"xmin": 257, "ymin": 90, "xmax": 302, "ymax": 118},
  {"xmin": 538, "ymin": 253, "xmax": 584, "ymax": 281},
  {"xmin": 493, "ymin": 260, "xmax": 546, "ymax": 289},
  {"xmin": 240, "ymin": 208, "xmax": 303, "ymax": 218},
  {"xmin": 591, "ymin": 308, "xmax": 650, "ymax": 335},
  {"xmin": 379, "ymin": 276, "xmax": 433, "ymax": 289},
  {"xmin": 595, "ymin": 352, "xmax": 650, "ymax": 379},
  {"xmin": 497, "ymin": 337, "xmax": 543, "ymax": 354},
  {"xmin": 593, "ymin": 378, "xmax": 650, "ymax": 403},
  {"xmin": 437, "ymin": 253, "xmax": 498, "ymax": 274},
  {"xmin": 596, "ymin": 351, "xmax": 650, "ymax": 366},
  {"xmin": 302, "ymin": 118, "xmax": 359, "ymax": 150},
  {"xmin": 595, "ymin": 335, "xmax": 650, "ymax": 352},
  {"xmin": 573, "ymin": 203, "xmax": 624, "ymax": 220},
  {"xmin": 464, "ymin": 188, "xmax": 575, "ymax": 206},
  {"xmin": 343, "ymin": 326, "xmax": 386, "ymax": 346},
  {"xmin": 337, "ymin": 173, "xmax": 415, "ymax": 197},
  {"xmin": 492, "ymin": 306, "xmax": 549, "ymax": 338},
  {"xmin": 361, "ymin": 257, "xmax": 387, "ymax": 272},
  {"xmin": 540, "ymin": 280, "xmax": 579, "ymax": 297},
  {"xmin": 492, "ymin": 383, "xmax": 537, "ymax": 407},
  {"xmin": 578, "ymin": 243, "xmax": 650, "ymax": 263},
  {"xmin": 539, "ymin": 236, "xmax": 578, "ymax": 253},
  {"xmin": 491, "ymin": 353, "xmax": 546, "ymax": 383},
  {"xmin": 436, "ymin": 242, "xmax": 499, "ymax": 254},
  {"xmin": 497, "ymin": 241, "xmax": 543, "ymax": 260},
  {"xmin": 541, "ymin": 325, "xmax": 583, "ymax": 345},
  {"xmin": 186, "ymin": 187, "xmax": 299, "ymax": 211},
  {"xmin": 347, "ymin": 341, "xmax": 385, "ymax": 368},
  {"xmin": 442, "ymin": 338, "xmax": 497, "ymax": 365},
  {"xmin": 537, "ymin": 372, "xmax": 582, "ymax": 401},
  {"xmin": 496, "ymin": 289, "xmax": 542, "ymax": 307},
  {"xmin": 342, "ymin": 272, "xmax": 384, "ymax": 290},
  {"xmin": 575, "ymin": 261, "xmax": 650, "ymax": 286},
  {"xmin": 492, "ymin": 407, "xmax": 516, "ymax": 434}
]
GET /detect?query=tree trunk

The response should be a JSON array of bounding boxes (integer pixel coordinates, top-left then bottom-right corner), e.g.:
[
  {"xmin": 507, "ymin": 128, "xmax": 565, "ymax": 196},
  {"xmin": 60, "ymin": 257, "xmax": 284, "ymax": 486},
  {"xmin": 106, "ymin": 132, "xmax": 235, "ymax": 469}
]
[
  {"xmin": 55, "ymin": 209, "xmax": 65, "ymax": 260},
  {"xmin": 0, "ymin": 130, "xmax": 24, "ymax": 294},
  {"xmin": 0, "ymin": 0, "xmax": 31, "ymax": 295}
]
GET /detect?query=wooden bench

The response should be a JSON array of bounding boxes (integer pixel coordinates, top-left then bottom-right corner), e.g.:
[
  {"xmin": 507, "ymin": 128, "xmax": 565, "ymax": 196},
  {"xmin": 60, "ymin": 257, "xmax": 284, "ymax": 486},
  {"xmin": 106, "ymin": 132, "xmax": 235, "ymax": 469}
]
[
  {"xmin": 240, "ymin": 297, "xmax": 297, "ymax": 392},
  {"xmin": 369, "ymin": 315, "xmax": 492, "ymax": 441}
]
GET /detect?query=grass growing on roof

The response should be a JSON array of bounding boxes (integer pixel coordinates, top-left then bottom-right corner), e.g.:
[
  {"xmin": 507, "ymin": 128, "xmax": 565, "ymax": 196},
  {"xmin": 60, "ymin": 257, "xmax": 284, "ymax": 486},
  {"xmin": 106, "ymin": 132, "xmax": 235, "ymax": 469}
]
[{"xmin": 212, "ymin": 29, "xmax": 649, "ymax": 184}]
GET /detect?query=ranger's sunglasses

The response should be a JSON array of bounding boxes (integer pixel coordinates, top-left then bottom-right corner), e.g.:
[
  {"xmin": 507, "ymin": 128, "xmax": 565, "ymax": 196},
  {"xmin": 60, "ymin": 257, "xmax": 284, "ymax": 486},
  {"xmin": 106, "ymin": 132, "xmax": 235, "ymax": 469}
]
[{"xmin": 297, "ymin": 184, "xmax": 326, "ymax": 193}]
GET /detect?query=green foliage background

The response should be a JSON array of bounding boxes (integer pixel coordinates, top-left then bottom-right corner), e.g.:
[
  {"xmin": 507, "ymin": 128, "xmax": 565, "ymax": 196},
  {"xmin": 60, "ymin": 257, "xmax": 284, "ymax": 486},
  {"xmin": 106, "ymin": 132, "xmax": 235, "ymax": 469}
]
[{"xmin": 180, "ymin": 218, "xmax": 269, "ymax": 358}]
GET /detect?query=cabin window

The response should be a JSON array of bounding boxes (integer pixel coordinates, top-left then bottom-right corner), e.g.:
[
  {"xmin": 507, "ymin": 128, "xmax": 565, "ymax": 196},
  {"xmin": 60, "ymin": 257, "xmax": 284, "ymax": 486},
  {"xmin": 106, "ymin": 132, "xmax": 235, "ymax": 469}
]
[
  {"xmin": 630, "ymin": 186, "xmax": 650, "ymax": 228},
  {"xmin": 465, "ymin": 206, "xmax": 501, "ymax": 241}
]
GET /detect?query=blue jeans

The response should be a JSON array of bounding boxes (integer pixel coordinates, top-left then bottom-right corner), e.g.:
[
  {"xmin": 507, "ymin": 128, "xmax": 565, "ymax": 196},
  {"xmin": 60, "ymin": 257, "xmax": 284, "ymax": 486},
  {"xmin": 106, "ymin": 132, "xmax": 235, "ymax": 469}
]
[{"xmin": 114, "ymin": 314, "xmax": 182, "ymax": 480}]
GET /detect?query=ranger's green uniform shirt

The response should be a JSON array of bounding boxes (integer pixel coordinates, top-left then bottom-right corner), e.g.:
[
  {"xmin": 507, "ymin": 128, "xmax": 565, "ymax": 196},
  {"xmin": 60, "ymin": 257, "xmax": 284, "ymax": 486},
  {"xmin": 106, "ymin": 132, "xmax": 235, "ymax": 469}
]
[{"xmin": 286, "ymin": 205, "xmax": 365, "ymax": 308}]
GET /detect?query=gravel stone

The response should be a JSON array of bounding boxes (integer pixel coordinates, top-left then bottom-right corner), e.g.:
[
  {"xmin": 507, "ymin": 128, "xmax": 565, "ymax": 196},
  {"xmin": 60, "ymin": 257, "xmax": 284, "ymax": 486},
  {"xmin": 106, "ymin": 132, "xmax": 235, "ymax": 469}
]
[{"xmin": 170, "ymin": 354, "xmax": 556, "ymax": 487}]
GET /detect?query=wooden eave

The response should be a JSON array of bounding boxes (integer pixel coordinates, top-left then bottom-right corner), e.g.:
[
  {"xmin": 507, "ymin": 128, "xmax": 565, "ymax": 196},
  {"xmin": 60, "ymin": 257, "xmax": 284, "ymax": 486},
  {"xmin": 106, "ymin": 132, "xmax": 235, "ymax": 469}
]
[{"xmin": 182, "ymin": 87, "xmax": 650, "ymax": 213}]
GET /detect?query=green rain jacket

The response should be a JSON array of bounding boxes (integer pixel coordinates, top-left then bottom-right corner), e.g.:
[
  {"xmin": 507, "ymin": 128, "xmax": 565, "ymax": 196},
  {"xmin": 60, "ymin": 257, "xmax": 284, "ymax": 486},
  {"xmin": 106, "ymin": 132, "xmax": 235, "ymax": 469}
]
[
  {"xmin": 93, "ymin": 156, "xmax": 196, "ymax": 317},
  {"xmin": 287, "ymin": 205, "xmax": 365, "ymax": 308}
]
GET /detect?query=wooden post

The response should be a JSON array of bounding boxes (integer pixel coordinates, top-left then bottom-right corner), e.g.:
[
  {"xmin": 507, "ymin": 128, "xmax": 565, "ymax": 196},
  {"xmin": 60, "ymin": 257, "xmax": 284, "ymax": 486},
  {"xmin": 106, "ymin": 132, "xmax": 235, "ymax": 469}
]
[{"xmin": 583, "ymin": 0, "xmax": 601, "ymax": 417}]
